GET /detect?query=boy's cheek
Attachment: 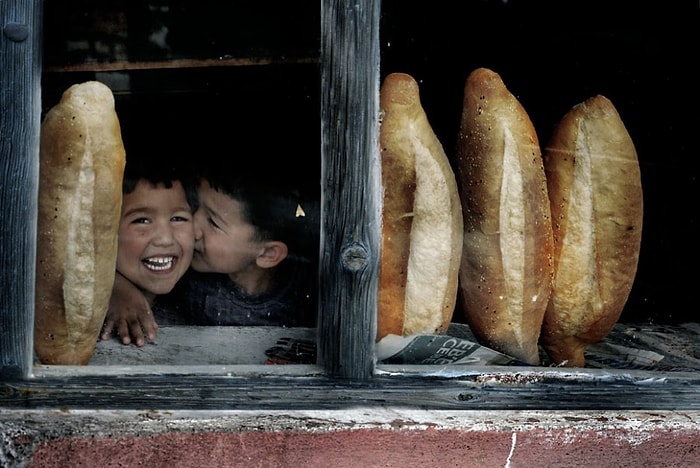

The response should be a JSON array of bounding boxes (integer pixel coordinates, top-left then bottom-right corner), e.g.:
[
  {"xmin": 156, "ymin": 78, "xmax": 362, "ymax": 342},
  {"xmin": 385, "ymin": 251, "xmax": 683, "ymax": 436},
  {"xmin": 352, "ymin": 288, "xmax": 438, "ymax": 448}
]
[
  {"xmin": 190, "ymin": 253, "xmax": 209, "ymax": 272},
  {"xmin": 176, "ymin": 226, "xmax": 195, "ymax": 249}
]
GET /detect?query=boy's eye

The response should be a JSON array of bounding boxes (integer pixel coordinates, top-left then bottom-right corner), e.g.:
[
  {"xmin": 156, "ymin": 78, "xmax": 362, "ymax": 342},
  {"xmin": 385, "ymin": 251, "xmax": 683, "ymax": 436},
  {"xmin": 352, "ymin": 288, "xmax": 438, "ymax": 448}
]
[
  {"xmin": 132, "ymin": 217, "xmax": 150, "ymax": 225},
  {"xmin": 171, "ymin": 215, "xmax": 191, "ymax": 223}
]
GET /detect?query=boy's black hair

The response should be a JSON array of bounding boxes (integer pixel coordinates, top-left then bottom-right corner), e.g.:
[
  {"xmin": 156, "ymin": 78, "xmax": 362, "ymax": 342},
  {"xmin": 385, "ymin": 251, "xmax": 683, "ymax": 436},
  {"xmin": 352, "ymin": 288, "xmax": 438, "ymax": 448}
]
[
  {"xmin": 202, "ymin": 162, "xmax": 318, "ymax": 263},
  {"xmin": 122, "ymin": 155, "xmax": 198, "ymax": 211}
]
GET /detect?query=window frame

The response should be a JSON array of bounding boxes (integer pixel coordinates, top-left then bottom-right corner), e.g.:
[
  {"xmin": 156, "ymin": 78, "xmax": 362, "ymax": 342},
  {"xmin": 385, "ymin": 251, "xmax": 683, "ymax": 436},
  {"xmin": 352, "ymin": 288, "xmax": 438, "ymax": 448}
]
[{"xmin": 2, "ymin": 0, "xmax": 700, "ymax": 411}]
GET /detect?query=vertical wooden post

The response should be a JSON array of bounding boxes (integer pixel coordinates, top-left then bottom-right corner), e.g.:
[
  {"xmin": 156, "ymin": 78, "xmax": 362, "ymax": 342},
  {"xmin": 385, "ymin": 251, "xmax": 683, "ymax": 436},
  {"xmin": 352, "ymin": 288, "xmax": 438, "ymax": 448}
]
[
  {"xmin": 319, "ymin": 0, "xmax": 381, "ymax": 379},
  {"xmin": 0, "ymin": 0, "xmax": 42, "ymax": 379}
]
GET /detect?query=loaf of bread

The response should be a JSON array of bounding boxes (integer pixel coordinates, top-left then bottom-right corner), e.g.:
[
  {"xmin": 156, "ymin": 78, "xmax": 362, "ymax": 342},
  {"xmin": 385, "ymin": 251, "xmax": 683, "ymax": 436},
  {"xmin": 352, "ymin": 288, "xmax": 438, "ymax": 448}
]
[
  {"xmin": 377, "ymin": 72, "xmax": 463, "ymax": 341},
  {"xmin": 34, "ymin": 81, "xmax": 126, "ymax": 365},
  {"xmin": 540, "ymin": 95, "xmax": 643, "ymax": 367},
  {"xmin": 455, "ymin": 67, "xmax": 554, "ymax": 365}
]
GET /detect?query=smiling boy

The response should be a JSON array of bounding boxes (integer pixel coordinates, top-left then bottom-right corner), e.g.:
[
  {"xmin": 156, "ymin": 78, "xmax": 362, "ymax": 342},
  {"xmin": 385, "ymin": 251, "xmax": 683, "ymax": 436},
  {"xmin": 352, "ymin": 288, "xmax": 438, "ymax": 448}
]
[
  {"xmin": 101, "ymin": 160, "xmax": 195, "ymax": 346},
  {"xmin": 116, "ymin": 177, "xmax": 194, "ymax": 301},
  {"xmin": 102, "ymin": 166, "xmax": 317, "ymax": 345}
]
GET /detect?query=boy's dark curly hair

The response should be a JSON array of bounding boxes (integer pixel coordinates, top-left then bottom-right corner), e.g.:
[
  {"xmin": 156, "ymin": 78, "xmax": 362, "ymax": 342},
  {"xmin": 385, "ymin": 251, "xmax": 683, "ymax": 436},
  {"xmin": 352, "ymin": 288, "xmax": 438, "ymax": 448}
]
[
  {"xmin": 202, "ymin": 159, "xmax": 318, "ymax": 263},
  {"xmin": 122, "ymin": 154, "xmax": 198, "ymax": 211}
]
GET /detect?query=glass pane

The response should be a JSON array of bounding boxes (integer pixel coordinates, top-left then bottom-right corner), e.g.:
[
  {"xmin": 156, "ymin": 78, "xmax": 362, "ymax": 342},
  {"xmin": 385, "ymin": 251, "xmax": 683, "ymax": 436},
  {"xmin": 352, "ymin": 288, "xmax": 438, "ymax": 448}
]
[
  {"xmin": 39, "ymin": 1, "xmax": 320, "ymax": 366},
  {"xmin": 377, "ymin": 0, "xmax": 699, "ymax": 371}
]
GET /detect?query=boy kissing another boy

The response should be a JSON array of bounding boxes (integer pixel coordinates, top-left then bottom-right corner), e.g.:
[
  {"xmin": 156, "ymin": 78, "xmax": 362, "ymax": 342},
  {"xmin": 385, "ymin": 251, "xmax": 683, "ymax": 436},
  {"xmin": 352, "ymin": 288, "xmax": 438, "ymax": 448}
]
[{"xmin": 102, "ymin": 164, "xmax": 317, "ymax": 345}]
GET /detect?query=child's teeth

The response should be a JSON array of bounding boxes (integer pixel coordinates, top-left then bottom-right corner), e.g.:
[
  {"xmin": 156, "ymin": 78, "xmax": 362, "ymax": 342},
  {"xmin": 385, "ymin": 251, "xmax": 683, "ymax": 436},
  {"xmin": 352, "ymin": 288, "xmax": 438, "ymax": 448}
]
[{"xmin": 144, "ymin": 256, "xmax": 174, "ymax": 271}]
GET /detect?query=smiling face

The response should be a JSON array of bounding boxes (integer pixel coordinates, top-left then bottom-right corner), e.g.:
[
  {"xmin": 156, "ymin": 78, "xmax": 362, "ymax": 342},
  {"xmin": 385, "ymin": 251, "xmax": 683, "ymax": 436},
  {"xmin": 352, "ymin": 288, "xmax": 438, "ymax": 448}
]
[
  {"xmin": 191, "ymin": 179, "xmax": 263, "ymax": 279},
  {"xmin": 116, "ymin": 179, "xmax": 194, "ymax": 302}
]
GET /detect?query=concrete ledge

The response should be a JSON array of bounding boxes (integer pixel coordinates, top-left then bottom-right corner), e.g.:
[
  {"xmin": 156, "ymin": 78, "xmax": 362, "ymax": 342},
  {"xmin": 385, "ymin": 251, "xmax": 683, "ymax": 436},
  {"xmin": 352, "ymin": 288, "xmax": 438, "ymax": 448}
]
[{"xmin": 3, "ymin": 409, "xmax": 700, "ymax": 467}]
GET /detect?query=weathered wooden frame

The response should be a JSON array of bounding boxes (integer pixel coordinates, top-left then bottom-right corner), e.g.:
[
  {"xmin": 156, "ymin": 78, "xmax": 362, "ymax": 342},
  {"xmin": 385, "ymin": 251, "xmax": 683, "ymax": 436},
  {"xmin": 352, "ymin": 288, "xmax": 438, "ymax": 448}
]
[{"xmin": 2, "ymin": 0, "xmax": 700, "ymax": 411}]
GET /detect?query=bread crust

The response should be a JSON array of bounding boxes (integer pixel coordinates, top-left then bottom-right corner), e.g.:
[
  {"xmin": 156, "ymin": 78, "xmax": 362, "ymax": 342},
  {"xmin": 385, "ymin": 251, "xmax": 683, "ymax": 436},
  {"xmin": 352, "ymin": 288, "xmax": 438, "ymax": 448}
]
[
  {"xmin": 34, "ymin": 81, "xmax": 126, "ymax": 365},
  {"xmin": 540, "ymin": 95, "xmax": 643, "ymax": 367},
  {"xmin": 378, "ymin": 73, "xmax": 463, "ymax": 341},
  {"xmin": 455, "ymin": 68, "xmax": 553, "ymax": 365}
]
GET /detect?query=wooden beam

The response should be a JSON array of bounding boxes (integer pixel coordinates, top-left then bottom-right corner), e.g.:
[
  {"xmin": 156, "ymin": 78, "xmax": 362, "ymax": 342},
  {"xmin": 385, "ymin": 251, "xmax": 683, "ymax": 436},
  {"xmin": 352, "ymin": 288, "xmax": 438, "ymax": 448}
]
[{"xmin": 0, "ymin": 0, "xmax": 42, "ymax": 380}]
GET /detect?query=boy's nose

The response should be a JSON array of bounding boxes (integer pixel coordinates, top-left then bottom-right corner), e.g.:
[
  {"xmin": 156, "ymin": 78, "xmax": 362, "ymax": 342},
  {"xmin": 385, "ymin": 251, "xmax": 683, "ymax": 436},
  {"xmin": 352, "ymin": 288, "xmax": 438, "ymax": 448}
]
[
  {"xmin": 152, "ymin": 224, "xmax": 175, "ymax": 246},
  {"xmin": 193, "ymin": 210, "xmax": 204, "ymax": 241}
]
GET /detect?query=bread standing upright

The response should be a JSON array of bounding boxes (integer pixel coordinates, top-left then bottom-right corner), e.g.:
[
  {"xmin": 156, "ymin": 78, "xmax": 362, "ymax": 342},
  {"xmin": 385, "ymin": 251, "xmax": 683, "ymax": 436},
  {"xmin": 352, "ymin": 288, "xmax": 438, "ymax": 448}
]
[
  {"xmin": 455, "ymin": 68, "xmax": 554, "ymax": 365},
  {"xmin": 540, "ymin": 95, "xmax": 643, "ymax": 367},
  {"xmin": 35, "ymin": 81, "xmax": 126, "ymax": 365},
  {"xmin": 377, "ymin": 73, "xmax": 463, "ymax": 341}
]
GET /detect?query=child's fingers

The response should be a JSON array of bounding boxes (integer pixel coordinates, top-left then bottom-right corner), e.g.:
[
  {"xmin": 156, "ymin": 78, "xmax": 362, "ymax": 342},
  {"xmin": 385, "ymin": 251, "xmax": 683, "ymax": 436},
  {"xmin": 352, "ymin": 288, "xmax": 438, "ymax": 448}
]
[
  {"xmin": 116, "ymin": 319, "xmax": 139, "ymax": 346},
  {"xmin": 141, "ymin": 318, "xmax": 158, "ymax": 341},
  {"xmin": 100, "ymin": 320, "xmax": 115, "ymax": 341}
]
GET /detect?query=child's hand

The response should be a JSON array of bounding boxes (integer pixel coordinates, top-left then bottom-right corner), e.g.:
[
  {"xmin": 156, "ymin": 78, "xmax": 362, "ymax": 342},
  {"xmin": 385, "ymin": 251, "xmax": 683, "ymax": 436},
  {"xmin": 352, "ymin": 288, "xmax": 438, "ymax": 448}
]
[{"xmin": 101, "ymin": 272, "xmax": 158, "ymax": 346}]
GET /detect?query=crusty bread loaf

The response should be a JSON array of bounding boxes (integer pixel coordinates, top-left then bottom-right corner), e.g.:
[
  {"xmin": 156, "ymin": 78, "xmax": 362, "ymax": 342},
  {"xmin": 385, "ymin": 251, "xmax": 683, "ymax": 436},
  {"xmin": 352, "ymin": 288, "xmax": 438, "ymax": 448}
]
[
  {"xmin": 455, "ymin": 67, "xmax": 554, "ymax": 365},
  {"xmin": 34, "ymin": 81, "xmax": 126, "ymax": 365},
  {"xmin": 377, "ymin": 72, "xmax": 463, "ymax": 341},
  {"xmin": 540, "ymin": 95, "xmax": 643, "ymax": 367}
]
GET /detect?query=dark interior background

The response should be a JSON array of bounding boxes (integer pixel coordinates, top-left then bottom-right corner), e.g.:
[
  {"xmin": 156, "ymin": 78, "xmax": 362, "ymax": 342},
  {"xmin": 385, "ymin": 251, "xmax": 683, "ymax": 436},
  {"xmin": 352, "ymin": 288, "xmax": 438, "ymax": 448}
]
[
  {"xmin": 43, "ymin": 1, "xmax": 698, "ymax": 324},
  {"xmin": 42, "ymin": 0, "xmax": 322, "ymax": 261},
  {"xmin": 380, "ymin": 0, "xmax": 699, "ymax": 324},
  {"xmin": 42, "ymin": 0, "xmax": 321, "ymax": 200}
]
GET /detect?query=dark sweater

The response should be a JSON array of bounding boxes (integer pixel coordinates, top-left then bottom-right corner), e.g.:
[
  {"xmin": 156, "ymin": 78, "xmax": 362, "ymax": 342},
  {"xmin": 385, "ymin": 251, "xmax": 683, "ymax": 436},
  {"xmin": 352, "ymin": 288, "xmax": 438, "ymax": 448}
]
[{"xmin": 155, "ymin": 260, "xmax": 317, "ymax": 327}]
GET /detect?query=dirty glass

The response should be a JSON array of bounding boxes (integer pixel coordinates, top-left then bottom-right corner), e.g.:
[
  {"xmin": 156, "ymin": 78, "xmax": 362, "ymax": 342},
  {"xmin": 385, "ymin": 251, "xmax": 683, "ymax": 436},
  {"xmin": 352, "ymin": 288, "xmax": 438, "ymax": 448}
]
[
  {"xmin": 375, "ymin": 0, "xmax": 700, "ymax": 372},
  {"xmin": 39, "ymin": 0, "xmax": 321, "ymax": 366}
]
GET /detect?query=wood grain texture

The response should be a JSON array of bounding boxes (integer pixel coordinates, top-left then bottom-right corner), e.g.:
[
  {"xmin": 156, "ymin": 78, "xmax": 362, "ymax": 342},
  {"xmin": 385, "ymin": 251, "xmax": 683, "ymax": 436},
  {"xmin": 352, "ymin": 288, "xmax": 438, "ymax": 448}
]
[
  {"xmin": 2, "ymin": 369, "xmax": 699, "ymax": 410},
  {"xmin": 319, "ymin": 0, "xmax": 382, "ymax": 379},
  {"xmin": 0, "ymin": 0, "xmax": 42, "ymax": 379}
]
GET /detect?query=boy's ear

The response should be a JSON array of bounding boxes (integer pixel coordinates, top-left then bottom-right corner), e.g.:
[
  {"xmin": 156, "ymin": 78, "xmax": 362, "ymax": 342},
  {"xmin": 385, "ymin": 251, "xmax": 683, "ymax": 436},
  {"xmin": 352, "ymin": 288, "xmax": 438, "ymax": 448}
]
[{"xmin": 256, "ymin": 241, "xmax": 288, "ymax": 268}]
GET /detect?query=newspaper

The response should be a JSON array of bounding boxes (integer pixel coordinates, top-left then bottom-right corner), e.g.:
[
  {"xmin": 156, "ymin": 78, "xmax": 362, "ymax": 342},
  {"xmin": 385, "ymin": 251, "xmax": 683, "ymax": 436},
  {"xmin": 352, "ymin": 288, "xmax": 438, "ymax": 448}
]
[
  {"xmin": 376, "ymin": 333, "xmax": 524, "ymax": 366},
  {"xmin": 376, "ymin": 323, "xmax": 699, "ymax": 371},
  {"xmin": 266, "ymin": 322, "xmax": 700, "ymax": 371}
]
